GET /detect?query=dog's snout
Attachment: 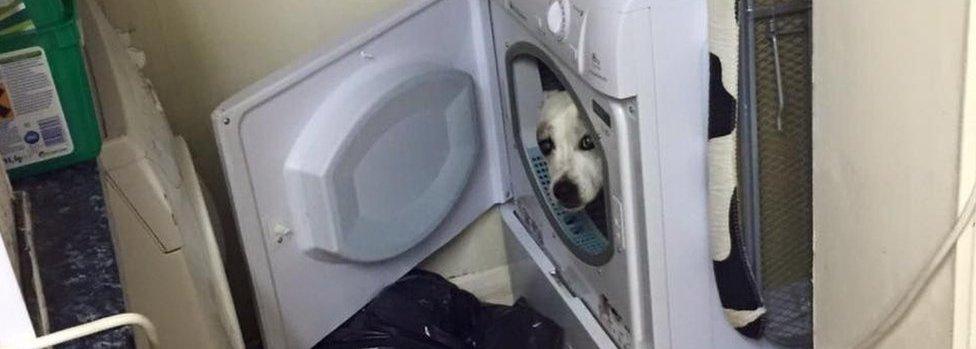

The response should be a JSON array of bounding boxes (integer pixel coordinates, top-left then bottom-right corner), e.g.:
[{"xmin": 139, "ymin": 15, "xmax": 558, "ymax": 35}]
[{"xmin": 553, "ymin": 178, "xmax": 582, "ymax": 209}]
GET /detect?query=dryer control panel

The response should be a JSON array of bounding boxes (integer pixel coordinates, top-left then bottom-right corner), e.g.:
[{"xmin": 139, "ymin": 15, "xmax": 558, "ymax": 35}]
[{"xmin": 501, "ymin": 0, "xmax": 651, "ymax": 98}]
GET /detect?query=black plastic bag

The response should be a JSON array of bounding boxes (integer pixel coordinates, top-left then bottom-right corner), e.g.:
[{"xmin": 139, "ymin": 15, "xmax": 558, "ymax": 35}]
[
  {"xmin": 471, "ymin": 300, "xmax": 563, "ymax": 349},
  {"xmin": 316, "ymin": 270, "xmax": 563, "ymax": 349}
]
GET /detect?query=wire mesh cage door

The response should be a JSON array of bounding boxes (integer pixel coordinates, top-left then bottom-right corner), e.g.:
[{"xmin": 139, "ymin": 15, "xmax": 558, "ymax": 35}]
[{"xmin": 740, "ymin": 0, "xmax": 813, "ymax": 346}]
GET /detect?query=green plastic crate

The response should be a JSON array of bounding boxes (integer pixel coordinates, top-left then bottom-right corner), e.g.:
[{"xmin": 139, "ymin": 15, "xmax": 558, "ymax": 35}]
[
  {"xmin": 0, "ymin": 0, "xmax": 100, "ymax": 179},
  {"xmin": 23, "ymin": 0, "xmax": 66, "ymax": 28}
]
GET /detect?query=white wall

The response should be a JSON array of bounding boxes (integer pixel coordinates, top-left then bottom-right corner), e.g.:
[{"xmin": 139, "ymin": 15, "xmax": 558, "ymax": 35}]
[
  {"xmin": 422, "ymin": 209, "xmax": 509, "ymax": 279},
  {"xmin": 813, "ymin": 1, "xmax": 968, "ymax": 348}
]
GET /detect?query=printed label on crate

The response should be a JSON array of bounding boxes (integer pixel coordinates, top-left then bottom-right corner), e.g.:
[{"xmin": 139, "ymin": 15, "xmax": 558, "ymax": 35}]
[{"xmin": 0, "ymin": 47, "xmax": 73, "ymax": 169}]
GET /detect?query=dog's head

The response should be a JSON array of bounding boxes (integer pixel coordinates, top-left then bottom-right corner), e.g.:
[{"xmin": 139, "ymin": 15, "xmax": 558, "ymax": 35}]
[{"xmin": 536, "ymin": 91, "xmax": 604, "ymax": 211}]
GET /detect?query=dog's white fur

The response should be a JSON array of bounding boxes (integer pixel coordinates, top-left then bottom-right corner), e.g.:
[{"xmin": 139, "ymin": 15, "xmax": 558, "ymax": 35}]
[{"xmin": 537, "ymin": 91, "xmax": 604, "ymax": 211}]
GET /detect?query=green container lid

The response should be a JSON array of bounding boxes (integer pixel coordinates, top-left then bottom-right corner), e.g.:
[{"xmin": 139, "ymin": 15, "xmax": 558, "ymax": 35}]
[{"xmin": 23, "ymin": 0, "xmax": 67, "ymax": 28}]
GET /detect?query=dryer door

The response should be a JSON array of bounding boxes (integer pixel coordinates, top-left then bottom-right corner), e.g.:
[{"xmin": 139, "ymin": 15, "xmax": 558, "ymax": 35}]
[
  {"xmin": 213, "ymin": 1, "xmax": 504, "ymax": 347},
  {"xmin": 283, "ymin": 66, "xmax": 480, "ymax": 263}
]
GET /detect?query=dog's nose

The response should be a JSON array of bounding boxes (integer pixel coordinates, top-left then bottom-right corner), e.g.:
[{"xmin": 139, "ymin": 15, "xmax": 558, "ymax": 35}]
[{"xmin": 553, "ymin": 178, "xmax": 582, "ymax": 209}]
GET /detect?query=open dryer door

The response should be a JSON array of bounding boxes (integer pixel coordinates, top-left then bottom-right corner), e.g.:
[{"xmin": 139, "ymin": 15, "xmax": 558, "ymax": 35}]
[{"xmin": 213, "ymin": 1, "xmax": 505, "ymax": 347}]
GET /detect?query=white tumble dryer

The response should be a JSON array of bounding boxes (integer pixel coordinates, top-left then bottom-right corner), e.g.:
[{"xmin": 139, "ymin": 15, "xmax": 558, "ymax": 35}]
[{"xmin": 214, "ymin": 1, "xmax": 765, "ymax": 348}]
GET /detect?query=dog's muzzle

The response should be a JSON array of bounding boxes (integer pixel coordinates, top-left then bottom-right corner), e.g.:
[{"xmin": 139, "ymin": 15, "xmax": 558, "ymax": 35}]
[{"xmin": 553, "ymin": 178, "xmax": 582, "ymax": 209}]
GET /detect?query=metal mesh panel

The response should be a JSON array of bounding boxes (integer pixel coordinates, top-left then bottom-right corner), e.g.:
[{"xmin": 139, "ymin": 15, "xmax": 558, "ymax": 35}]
[{"xmin": 754, "ymin": 9, "xmax": 813, "ymax": 347}]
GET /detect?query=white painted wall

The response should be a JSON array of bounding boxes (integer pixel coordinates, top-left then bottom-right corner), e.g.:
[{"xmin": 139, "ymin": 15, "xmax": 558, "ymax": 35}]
[
  {"xmin": 422, "ymin": 209, "xmax": 509, "ymax": 279},
  {"xmin": 813, "ymin": 1, "xmax": 968, "ymax": 348}
]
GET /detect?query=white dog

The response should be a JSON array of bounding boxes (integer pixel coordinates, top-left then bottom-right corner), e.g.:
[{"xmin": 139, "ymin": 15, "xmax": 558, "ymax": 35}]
[{"xmin": 536, "ymin": 91, "xmax": 605, "ymax": 212}]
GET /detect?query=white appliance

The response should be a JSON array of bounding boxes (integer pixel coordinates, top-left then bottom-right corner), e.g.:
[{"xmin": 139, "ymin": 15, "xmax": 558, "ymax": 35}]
[
  {"xmin": 79, "ymin": 0, "xmax": 244, "ymax": 347},
  {"xmin": 214, "ymin": 1, "xmax": 763, "ymax": 348}
]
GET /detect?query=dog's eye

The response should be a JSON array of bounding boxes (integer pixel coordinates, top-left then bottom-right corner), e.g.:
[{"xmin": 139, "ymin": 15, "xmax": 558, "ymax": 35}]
[
  {"xmin": 579, "ymin": 135, "xmax": 596, "ymax": 151},
  {"xmin": 539, "ymin": 138, "xmax": 554, "ymax": 155}
]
